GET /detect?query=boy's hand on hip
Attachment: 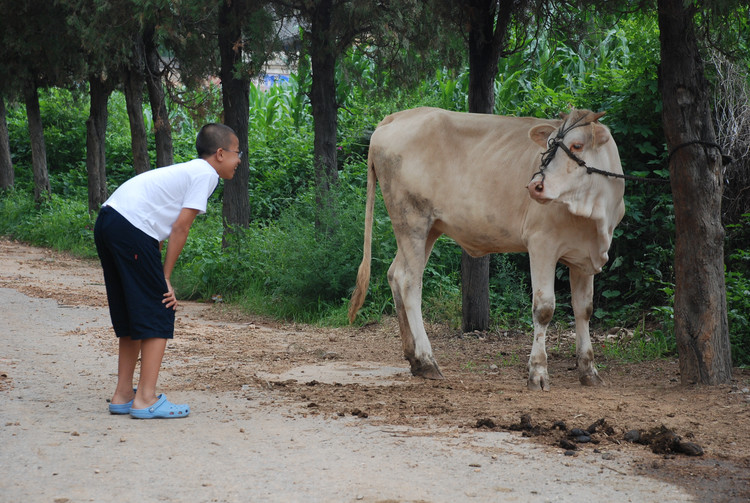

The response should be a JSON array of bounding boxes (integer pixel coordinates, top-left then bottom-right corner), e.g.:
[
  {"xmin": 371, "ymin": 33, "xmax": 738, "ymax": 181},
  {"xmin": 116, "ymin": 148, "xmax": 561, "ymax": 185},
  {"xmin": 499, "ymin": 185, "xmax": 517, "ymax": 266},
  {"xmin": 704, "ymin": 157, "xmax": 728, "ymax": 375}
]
[{"xmin": 163, "ymin": 279, "xmax": 178, "ymax": 310}]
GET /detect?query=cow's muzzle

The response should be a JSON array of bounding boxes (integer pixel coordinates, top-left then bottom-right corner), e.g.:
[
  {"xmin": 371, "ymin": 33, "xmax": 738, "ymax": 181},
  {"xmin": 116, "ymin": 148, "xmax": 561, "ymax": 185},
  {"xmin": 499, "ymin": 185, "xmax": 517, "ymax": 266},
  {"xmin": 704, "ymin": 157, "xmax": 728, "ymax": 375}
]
[{"xmin": 527, "ymin": 177, "xmax": 551, "ymax": 203}]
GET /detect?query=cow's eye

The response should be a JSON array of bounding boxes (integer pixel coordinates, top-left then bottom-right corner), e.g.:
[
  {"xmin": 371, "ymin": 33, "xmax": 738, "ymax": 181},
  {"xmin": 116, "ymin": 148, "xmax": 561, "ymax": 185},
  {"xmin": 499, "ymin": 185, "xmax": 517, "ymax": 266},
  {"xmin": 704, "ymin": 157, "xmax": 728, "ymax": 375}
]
[{"xmin": 570, "ymin": 143, "xmax": 584, "ymax": 151}]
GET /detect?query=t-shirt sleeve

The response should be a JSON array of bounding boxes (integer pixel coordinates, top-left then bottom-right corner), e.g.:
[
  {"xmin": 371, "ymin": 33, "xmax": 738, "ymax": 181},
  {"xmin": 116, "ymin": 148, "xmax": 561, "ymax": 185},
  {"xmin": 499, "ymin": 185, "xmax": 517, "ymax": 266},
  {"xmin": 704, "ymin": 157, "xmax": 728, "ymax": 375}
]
[{"xmin": 182, "ymin": 172, "xmax": 219, "ymax": 214}]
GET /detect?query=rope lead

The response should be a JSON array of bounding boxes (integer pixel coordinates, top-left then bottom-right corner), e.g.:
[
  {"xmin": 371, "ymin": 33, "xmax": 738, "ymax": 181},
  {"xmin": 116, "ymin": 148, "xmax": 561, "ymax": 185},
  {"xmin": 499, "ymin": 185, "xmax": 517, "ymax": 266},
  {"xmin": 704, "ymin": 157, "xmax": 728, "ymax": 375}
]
[{"xmin": 535, "ymin": 117, "xmax": 731, "ymax": 186}]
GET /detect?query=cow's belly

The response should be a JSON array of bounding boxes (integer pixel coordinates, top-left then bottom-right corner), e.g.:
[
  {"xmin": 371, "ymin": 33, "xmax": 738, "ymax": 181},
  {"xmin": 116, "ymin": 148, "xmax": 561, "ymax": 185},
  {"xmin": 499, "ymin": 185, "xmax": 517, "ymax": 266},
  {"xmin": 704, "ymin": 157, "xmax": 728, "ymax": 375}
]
[{"xmin": 433, "ymin": 219, "xmax": 527, "ymax": 257}]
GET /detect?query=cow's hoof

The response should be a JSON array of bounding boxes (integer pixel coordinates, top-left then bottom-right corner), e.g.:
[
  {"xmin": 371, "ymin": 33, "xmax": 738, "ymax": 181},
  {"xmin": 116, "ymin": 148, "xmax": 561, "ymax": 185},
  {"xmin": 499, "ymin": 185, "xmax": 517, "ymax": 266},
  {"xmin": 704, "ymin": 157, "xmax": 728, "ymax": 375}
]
[
  {"xmin": 410, "ymin": 358, "xmax": 445, "ymax": 380},
  {"xmin": 580, "ymin": 373, "xmax": 605, "ymax": 386},
  {"xmin": 527, "ymin": 375, "xmax": 550, "ymax": 392}
]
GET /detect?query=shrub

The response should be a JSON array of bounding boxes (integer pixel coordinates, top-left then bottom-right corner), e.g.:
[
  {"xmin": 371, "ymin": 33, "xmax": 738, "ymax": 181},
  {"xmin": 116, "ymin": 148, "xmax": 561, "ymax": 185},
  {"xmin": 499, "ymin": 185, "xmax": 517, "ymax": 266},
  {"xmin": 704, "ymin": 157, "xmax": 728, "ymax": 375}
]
[
  {"xmin": 174, "ymin": 186, "xmax": 386, "ymax": 322},
  {"xmin": 0, "ymin": 189, "xmax": 96, "ymax": 257},
  {"xmin": 725, "ymin": 214, "xmax": 750, "ymax": 366}
]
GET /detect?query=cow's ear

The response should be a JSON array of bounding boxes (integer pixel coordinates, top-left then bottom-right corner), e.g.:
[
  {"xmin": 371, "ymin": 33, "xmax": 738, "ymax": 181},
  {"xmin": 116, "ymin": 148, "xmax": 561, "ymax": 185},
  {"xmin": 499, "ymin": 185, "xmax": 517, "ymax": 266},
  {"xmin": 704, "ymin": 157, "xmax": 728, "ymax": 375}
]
[
  {"xmin": 592, "ymin": 111, "xmax": 606, "ymax": 122},
  {"xmin": 593, "ymin": 123, "xmax": 611, "ymax": 147},
  {"xmin": 529, "ymin": 125, "xmax": 557, "ymax": 148}
]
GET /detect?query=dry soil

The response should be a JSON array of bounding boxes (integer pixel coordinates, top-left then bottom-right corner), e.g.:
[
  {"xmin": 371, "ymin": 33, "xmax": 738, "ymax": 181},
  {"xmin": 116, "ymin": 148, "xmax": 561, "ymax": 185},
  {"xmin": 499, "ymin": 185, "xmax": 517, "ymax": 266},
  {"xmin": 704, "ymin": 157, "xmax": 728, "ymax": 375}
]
[{"xmin": 1, "ymin": 238, "xmax": 748, "ymax": 502}]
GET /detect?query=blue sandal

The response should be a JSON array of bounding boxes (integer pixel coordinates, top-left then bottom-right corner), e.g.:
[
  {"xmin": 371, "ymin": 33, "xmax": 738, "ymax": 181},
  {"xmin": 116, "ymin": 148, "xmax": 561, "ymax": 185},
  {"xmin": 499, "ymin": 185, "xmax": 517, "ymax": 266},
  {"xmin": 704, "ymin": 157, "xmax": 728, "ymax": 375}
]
[
  {"xmin": 108, "ymin": 388, "xmax": 137, "ymax": 415},
  {"xmin": 130, "ymin": 394, "xmax": 190, "ymax": 419}
]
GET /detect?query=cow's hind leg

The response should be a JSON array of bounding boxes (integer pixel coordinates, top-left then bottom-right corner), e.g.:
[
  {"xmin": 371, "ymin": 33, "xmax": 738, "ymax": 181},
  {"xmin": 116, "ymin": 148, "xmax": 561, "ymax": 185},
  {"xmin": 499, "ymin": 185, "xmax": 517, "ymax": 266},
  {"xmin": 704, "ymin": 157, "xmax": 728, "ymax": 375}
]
[
  {"xmin": 527, "ymin": 254, "xmax": 556, "ymax": 391},
  {"xmin": 570, "ymin": 268, "xmax": 604, "ymax": 386},
  {"xmin": 388, "ymin": 235, "xmax": 443, "ymax": 380}
]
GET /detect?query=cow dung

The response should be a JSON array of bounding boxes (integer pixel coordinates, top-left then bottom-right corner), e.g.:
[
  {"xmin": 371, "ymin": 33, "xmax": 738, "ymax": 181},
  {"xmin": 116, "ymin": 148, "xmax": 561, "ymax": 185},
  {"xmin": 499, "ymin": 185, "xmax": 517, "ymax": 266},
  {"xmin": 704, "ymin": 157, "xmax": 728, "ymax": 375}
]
[{"xmin": 632, "ymin": 425, "xmax": 704, "ymax": 456}]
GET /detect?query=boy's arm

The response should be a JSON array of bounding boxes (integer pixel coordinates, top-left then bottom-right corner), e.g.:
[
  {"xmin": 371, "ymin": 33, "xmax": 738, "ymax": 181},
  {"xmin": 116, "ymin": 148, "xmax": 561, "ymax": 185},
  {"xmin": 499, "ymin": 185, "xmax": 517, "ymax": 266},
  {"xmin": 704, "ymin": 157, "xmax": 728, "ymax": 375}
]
[{"xmin": 162, "ymin": 207, "xmax": 200, "ymax": 310}]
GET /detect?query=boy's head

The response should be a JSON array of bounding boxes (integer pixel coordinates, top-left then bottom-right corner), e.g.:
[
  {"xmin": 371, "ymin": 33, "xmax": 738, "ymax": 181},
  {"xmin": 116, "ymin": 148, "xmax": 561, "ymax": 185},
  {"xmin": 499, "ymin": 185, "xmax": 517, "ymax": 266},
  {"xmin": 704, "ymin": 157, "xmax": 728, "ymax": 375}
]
[
  {"xmin": 196, "ymin": 123, "xmax": 238, "ymax": 158},
  {"xmin": 196, "ymin": 123, "xmax": 241, "ymax": 180}
]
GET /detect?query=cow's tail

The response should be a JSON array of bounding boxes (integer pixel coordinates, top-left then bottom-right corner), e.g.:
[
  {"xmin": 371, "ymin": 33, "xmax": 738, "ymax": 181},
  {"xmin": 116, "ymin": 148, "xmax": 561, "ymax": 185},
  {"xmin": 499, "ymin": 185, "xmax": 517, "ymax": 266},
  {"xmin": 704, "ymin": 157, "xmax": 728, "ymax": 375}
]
[{"xmin": 348, "ymin": 150, "xmax": 377, "ymax": 323}]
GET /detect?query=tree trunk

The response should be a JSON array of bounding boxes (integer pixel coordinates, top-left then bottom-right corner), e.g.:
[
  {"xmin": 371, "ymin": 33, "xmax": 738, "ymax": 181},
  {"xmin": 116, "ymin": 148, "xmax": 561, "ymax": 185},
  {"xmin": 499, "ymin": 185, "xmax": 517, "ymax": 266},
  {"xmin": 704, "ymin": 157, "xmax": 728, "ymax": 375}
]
[
  {"xmin": 460, "ymin": 0, "xmax": 507, "ymax": 332},
  {"xmin": 218, "ymin": 0, "xmax": 251, "ymax": 240},
  {"xmin": 124, "ymin": 63, "xmax": 151, "ymax": 174},
  {"xmin": 461, "ymin": 252, "xmax": 490, "ymax": 332},
  {"xmin": 143, "ymin": 25, "xmax": 174, "ymax": 167},
  {"xmin": 309, "ymin": 0, "xmax": 339, "ymax": 231},
  {"xmin": 657, "ymin": 0, "xmax": 732, "ymax": 384},
  {"xmin": 24, "ymin": 85, "xmax": 50, "ymax": 204},
  {"xmin": 86, "ymin": 75, "xmax": 111, "ymax": 213},
  {"xmin": 0, "ymin": 97, "xmax": 13, "ymax": 189}
]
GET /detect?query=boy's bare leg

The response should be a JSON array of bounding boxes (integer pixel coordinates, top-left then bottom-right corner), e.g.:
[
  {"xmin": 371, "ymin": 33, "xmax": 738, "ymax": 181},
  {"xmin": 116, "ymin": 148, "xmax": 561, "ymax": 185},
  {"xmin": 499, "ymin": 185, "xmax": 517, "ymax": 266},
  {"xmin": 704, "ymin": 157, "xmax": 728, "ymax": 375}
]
[
  {"xmin": 132, "ymin": 337, "xmax": 167, "ymax": 409},
  {"xmin": 111, "ymin": 336, "xmax": 140, "ymax": 405}
]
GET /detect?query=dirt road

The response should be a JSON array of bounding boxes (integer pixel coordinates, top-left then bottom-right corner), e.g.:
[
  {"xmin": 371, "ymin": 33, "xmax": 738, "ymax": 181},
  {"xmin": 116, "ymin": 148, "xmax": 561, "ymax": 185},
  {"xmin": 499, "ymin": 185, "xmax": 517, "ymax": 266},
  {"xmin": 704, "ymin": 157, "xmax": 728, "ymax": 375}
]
[{"xmin": 1, "ymin": 238, "xmax": 748, "ymax": 502}]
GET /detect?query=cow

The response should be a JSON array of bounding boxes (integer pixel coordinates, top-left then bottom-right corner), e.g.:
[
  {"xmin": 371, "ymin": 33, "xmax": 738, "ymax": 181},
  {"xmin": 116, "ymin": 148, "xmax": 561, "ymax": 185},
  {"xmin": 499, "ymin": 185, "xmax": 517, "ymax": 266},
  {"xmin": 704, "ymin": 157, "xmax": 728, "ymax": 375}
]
[{"xmin": 348, "ymin": 107, "xmax": 625, "ymax": 391}]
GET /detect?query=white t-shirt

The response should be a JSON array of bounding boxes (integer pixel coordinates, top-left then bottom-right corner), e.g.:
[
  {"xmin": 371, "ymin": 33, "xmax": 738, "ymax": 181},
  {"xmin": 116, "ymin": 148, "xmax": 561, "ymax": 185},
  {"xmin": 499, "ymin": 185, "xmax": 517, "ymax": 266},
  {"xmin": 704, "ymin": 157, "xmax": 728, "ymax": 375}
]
[{"xmin": 104, "ymin": 159, "xmax": 220, "ymax": 241}]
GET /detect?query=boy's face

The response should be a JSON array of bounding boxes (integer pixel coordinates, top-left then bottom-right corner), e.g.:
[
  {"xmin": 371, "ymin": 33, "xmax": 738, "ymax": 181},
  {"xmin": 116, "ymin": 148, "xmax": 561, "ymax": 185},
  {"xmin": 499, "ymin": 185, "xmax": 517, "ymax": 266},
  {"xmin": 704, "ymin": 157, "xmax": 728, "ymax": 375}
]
[{"xmin": 215, "ymin": 135, "xmax": 241, "ymax": 180}]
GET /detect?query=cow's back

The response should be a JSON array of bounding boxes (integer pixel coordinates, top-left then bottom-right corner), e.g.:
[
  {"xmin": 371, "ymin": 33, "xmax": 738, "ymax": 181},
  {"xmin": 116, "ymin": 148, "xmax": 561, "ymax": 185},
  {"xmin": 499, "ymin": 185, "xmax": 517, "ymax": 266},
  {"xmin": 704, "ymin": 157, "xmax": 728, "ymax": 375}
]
[{"xmin": 369, "ymin": 107, "xmax": 559, "ymax": 256}]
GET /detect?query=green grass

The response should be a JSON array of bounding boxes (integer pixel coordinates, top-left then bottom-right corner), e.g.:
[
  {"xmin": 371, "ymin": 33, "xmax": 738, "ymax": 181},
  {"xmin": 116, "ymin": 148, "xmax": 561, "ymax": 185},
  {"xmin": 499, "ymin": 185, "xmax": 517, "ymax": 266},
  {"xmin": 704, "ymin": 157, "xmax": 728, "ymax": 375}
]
[
  {"xmin": 0, "ymin": 190, "xmax": 97, "ymax": 258},
  {"xmin": 599, "ymin": 329, "xmax": 676, "ymax": 362}
]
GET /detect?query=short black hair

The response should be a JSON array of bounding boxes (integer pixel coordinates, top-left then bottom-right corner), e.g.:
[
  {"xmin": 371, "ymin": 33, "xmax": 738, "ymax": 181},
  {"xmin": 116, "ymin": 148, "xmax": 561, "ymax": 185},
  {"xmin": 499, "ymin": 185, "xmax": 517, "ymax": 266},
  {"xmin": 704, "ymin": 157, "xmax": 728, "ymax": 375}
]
[{"xmin": 196, "ymin": 123, "xmax": 238, "ymax": 158}]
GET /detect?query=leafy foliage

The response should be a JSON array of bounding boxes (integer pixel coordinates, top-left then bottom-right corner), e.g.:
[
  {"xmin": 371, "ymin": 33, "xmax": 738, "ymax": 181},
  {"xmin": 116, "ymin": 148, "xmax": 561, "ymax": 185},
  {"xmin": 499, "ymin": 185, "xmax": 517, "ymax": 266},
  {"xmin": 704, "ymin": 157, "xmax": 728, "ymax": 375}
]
[
  {"xmin": 6, "ymin": 88, "xmax": 88, "ymax": 185},
  {"xmin": 725, "ymin": 214, "xmax": 750, "ymax": 365},
  {"xmin": 0, "ymin": 189, "xmax": 96, "ymax": 257},
  {"xmin": 2, "ymin": 13, "xmax": 749, "ymax": 366}
]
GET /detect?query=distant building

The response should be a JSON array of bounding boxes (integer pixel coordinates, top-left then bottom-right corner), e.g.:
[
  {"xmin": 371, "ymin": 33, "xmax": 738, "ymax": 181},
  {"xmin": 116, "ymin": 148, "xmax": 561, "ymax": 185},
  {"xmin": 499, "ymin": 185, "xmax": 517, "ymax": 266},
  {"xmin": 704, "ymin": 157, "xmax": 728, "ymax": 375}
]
[
  {"xmin": 258, "ymin": 18, "xmax": 299, "ymax": 90},
  {"xmin": 259, "ymin": 56, "xmax": 293, "ymax": 89}
]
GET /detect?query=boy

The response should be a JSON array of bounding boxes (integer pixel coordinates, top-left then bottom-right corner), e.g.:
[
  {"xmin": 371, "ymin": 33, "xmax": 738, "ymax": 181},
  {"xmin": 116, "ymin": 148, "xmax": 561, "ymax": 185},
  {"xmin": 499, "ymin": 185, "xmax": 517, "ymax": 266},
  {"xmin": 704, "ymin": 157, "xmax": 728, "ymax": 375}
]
[{"xmin": 94, "ymin": 123, "xmax": 241, "ymax": 419}]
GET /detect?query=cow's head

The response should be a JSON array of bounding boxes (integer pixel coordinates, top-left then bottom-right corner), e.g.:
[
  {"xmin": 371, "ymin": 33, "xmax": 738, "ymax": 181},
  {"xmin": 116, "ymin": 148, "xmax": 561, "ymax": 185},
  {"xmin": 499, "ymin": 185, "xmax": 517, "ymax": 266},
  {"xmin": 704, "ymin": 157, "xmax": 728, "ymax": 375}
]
[
  {"xmin": 526, "ymin": 109, "xmax": 626, "ymax": 270},
  {"xmin": 526, "ymin": 110, "xmax": 623, "ymax": 218}
]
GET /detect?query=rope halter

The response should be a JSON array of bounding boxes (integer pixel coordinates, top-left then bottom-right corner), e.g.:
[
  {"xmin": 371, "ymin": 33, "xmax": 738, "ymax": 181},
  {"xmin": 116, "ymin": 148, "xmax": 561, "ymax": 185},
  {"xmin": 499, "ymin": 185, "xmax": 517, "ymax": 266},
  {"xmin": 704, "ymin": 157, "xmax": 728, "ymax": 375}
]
[{"xmin": 531, "ymin": 113, "xmax": 591, "ymax": 185}]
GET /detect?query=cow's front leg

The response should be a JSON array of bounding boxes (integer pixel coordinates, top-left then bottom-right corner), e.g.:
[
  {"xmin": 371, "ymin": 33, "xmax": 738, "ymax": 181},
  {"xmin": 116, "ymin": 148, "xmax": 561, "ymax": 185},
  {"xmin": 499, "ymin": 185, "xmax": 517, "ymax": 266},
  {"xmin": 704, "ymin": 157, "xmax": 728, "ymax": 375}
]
[
  {"xmin": 388, "ymin": 248, "xmax": 443, "ymax": 380},
  {"xmin": 570, "ymin": 268, "xmax": 604, "ymax": 386},
  {"xmin": 528, "ymin": 302, "xmax": 553, "ymax": 391},
  {"xmin": 527, "ymin": 255, "xmax": 556, "ymax": 391}
]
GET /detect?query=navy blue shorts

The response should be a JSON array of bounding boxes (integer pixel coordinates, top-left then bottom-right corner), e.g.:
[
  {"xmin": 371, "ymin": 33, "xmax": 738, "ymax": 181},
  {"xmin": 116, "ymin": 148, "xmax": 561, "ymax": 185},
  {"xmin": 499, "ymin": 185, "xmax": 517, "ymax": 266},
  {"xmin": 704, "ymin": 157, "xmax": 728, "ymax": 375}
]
[{"xmin": 94, "ymin": 206, "xmax": 175, "ymax": 340}]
